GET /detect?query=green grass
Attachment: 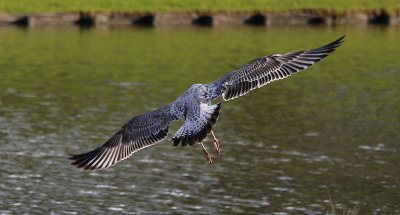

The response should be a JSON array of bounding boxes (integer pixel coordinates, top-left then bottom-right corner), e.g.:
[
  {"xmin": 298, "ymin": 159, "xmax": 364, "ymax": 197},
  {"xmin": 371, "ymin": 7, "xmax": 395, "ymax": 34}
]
[
  {"xmin": 327, "ymin": 188, "xmax": 360, "ymax": 215},
  {"xmin": 0, "ymin": 0, "xmax": 399, "ymax": 13}
]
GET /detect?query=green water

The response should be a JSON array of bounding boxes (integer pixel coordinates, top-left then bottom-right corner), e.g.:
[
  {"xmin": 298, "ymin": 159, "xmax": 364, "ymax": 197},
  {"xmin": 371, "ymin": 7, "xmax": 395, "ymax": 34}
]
[{"xmin": 0, "ymin": 26, "xmax": 399, "ymax": 214}]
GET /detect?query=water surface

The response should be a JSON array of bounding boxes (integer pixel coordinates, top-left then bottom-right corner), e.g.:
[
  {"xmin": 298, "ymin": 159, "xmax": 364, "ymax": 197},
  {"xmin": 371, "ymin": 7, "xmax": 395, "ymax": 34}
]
[{"xmin": 0, "ymin": 26, "xmax": 399, "ymax": 214}]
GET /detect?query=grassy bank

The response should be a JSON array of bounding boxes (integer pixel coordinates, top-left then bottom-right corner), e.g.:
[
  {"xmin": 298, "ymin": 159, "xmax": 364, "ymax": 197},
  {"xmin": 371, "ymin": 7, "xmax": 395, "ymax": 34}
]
[{"xmin": 0, "ymin": 0, "xmax": 400, "ymax": 13}]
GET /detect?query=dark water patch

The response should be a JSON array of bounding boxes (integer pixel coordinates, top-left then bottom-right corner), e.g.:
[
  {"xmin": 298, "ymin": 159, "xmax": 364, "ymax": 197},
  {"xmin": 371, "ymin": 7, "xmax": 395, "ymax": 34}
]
[
  {"xmin": 75, "ymin": 13, "xmax": 95, "ymax": 27},
  {"xmin": 193, "ymin": 15, "xmax": 213, "ymax": 26},
  {"xmin": 133, "ymin": 14, "xmax": 155, "ymax": 27},
  {"xmin": 369, "ymin": 10, "xmax": 390, "ymax": 25},
  {"xmin": 13, "ymin": 16, "xmax": 29, "ymax": 27},
  {"xmin": 244, "ymin": 14, "xmax": 266, "ymax": 26},
  {"xmin": 308, "ymin": 17, "xmax": 326, "ymax": 25}
]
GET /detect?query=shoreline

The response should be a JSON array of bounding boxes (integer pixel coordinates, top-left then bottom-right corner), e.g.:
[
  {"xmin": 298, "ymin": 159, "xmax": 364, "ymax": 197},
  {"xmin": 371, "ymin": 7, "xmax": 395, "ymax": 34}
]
[{"xmin": 0, "ymin": 9, "xmax": 398, "ymax": 28}]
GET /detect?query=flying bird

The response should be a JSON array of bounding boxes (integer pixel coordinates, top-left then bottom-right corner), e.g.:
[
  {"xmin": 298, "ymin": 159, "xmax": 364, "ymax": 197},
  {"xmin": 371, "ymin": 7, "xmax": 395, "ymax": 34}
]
[{"xmin": 69, "ymin": 35, "xmax": 345, "ymax": 170}]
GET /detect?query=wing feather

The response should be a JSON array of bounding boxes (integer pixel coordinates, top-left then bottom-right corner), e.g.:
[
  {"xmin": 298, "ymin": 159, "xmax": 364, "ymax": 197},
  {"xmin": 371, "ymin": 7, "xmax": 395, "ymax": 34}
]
[
  {"xmin": 206, "ymin": 35, "xmax": 345, "ymax": 101},
  {"xmin": 69, "ymin": 104, "xmax": 174, "ymax": 170}
]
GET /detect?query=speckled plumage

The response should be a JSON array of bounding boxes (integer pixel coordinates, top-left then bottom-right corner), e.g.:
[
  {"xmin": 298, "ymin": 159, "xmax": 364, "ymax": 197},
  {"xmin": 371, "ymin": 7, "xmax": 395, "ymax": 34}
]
[{"xmin": 70, "ymin": 36, "xmax": 345, "ymax": 170}]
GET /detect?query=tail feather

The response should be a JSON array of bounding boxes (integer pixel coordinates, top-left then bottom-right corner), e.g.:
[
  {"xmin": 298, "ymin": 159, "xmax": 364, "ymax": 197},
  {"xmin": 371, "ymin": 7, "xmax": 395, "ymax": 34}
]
[{"xmin": 172, "ymin": 103, "xmax": 221, "ymax": 147}]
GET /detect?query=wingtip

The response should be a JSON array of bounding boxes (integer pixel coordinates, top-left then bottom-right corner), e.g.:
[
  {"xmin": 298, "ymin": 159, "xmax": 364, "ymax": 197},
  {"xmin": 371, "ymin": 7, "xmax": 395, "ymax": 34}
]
[
  {"xmin": 338, "ymin": 34, "xmax": 346, "ymax": 43},
  {"xmin": 333, "ymin": 35, "xmax": 346, "ymax": 46},
  {"xmin": 68, "ymin": 150, "xmax": 96, "ymax": 169},
  {"xmin": 68, "ymin": 153, "xmax": 78, "ymax": 160},
  {"xmin": 318, "ymin": 35, "xmax": 346, "ymax": 51}
]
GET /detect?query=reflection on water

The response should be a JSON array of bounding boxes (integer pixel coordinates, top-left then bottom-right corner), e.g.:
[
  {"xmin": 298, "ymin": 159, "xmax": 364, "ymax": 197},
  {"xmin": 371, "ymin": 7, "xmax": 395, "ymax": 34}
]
[{"xmin": 0, "ymin": 26, "xmax": 399, "ymax": 214}]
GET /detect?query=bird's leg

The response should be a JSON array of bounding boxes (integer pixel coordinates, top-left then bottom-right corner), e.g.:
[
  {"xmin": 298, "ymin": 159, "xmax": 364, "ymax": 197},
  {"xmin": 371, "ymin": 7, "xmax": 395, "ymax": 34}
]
[
  {"xmin": 200, "ymin": 142, "xmax": 212, "ymax": 164},
  {"xmin": 211, "ymin": 131, "xmax": 221, "ymax": 155}
]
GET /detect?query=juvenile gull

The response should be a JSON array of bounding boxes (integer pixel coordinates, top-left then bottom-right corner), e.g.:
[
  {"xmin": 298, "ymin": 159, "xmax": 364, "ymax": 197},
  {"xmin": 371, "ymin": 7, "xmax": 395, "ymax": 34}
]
[{"xmin": 69, "ymin": 36, "xmax": 345, "ymax": 170}]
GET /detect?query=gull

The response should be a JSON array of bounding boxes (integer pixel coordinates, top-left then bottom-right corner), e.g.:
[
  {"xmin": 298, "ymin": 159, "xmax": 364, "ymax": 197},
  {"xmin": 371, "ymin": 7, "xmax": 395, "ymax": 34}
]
[{"xmin": 69, "ymin": 35, "xmax": 345, "ymax": 170}]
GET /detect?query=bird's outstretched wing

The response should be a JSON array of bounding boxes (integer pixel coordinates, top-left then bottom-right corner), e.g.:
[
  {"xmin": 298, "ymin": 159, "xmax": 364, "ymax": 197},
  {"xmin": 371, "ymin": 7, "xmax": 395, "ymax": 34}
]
[
  {"xmin": 207, "ymin": 36, "xmax": 345, "ymax": 101},
  {"xmin": 69, "ymin": 104, "xmax": 174, "ymax": 170}
]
